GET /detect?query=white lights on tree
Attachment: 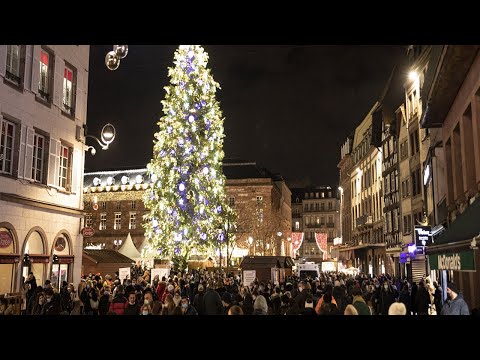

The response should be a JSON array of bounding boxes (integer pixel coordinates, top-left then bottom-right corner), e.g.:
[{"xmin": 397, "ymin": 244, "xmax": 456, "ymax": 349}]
[
  {"xmin": 136, "ymin": 175, "xmax": 143, "ymax": 184},
  {"xmin": 106, "ymin": 176, "xmax": 114, "ymax": 186},
  {"xmin": 121, "ymin": 176, "xmax": 129, "ymax": 185},
  {"xmin": 93, "ymin": 177, "xmax": 101, "ymax": 186}
]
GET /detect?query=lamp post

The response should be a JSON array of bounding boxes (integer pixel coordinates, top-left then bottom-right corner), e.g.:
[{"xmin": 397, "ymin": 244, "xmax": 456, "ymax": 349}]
[{"xmin": 84, "ymin": 123, "xmax": 116, "ymax": 155}]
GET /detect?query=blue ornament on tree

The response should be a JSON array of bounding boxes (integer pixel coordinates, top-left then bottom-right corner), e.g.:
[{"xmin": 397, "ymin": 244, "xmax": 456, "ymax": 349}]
[
  {"xmin": 218, "ymin": 233, "xmax": 225, "ymax": 242},
  {"xmin": 201, "ymin": 100, "xmax": 207, "ymax": 107},
  {"xmin": 174, "ymin": 247, "xmax": 180, "ymax": 255}
]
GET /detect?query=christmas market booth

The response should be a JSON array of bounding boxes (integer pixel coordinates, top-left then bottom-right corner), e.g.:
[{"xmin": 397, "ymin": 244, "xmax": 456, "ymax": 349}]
[{"xmin": 239, "ymin": 256, "xmax": 294, "ymax": 284}]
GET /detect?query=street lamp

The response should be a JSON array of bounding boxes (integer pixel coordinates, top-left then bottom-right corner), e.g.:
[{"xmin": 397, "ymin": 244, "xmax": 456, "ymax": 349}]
[
  {"xmin": 84, "ymin": 123, "xmax": 116, "ymax": 155},
  {"xmin": 248, "ymin": 236, "xmax": 254, "ymax": 255}
]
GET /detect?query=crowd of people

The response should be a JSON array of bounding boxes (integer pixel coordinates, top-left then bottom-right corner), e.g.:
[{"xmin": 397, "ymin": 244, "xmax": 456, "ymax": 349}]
[{"xmin": 0, "ymin": 269, "xmax": 473, "ymax": 316}]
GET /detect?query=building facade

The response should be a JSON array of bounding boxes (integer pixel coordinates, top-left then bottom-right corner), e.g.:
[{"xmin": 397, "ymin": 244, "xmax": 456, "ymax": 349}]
[
  {"xmin": 82, "ymin": 161, "xmax": 292, "ymax": 268},
  {"xmin": 0, "ymin": 45, "xmax": 90, "ymax": 292},
  {"xmin": 346, "ymin": 103, "xmax": 385, "ymax": 275},
  {"xmin": 290, "ymin": 186, "xmax": 340, "ymax": 262},
  {"xmin": 421, "ymin": 45, "xmax": 480, "ymax": 310},
  {"xmin": 338, "ymin": 136, "xmax": 354, "ymax": 247}
]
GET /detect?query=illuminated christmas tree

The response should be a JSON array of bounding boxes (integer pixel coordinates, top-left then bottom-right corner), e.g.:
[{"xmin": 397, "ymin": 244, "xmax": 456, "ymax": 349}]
[{"xmin": 143, "ymin": 45, "xmax": 232, "ymax": 268}]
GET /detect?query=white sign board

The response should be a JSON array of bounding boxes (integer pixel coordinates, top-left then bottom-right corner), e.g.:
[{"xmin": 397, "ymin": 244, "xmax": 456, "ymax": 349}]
[
  {"xmin": 119, "ymin": 267, "xmax": 131, "ymax": 282},
  {"xmin": 150, "ymin": 268, "xmax": 170, "ymax": 284},
  {"xmin": 321, "ymin": 262, "xmax": 336, "ymax": 272},
  {"xmin": 243, "ymin": 270, "xmax": 256, "ymax": 287}
]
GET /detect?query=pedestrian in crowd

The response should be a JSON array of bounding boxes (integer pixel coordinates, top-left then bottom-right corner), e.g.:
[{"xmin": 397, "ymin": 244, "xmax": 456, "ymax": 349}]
[
  {"xmin": 388, "ymin": 302, "xmax": 407, "ymax": 315},
  {"xmin": 351, "ymin": 287, "xmax": 371, "ymax": 315},
  {"xmin": 124, "ymin": 291, "xmax": 140, "ymax": 315},
  {"xmin": 141, "ymin": 303, "xmax": 152, "ymax": 315},
  {"xmin": 301, "ymin": 295, "xmax": 317, "ymax": 316},
  {"xmin": 253, "ymin": 295, "xmax": 268, "ymax": 315},
  {"xmin": 42, "ymin": 288, "xmax": 61, "ymax": 315},
  {"xmin": 228, "ymin": 305, "xmax": 244, "ymax": 315},
  {"xmin": 378, "ymin": 281, "xmax": 396, "ymax": 315},
  {"xmin": 143, "ymin": 288, "xmax": 161, "ymax": 315},
  {"xmin": 242, "ymin": 293, "xmax": 254, "ymax": 315},
  {"xmin": 440, "ymin": 282, "xmax": 470, "ymax": 315},
  {"xmin": 433, "ymin": 281, "xmax": 443, "ymax": 315},
  {"xmin": 221, "ymin": 292, "xmax": 233, "ymax": 315},
  {"xmin": 193, "ymin": 284, "xmax": 205, "ymax": 315},
  {"xmin": 161, "ymin": 294, "xmax": 176, "ymax": 315},
  {"xmin": 70, "ymin": 300, "xmax": 82, "ymax": 315},
  {"xmin": 181, "ymin": 296, "xmax": 198, "ymax": 315},
  {"xmin": 109, "ymin": 285, "xmax": 127, "ymax": 315},
  {"xmin": 203, "ymin": 280, "xmax": 223, "ymax": 315},
  {"xmin": 415, "ymin": 281, "xmax": 431, "ymax": 316},
  {"xmin": 31, "ymin": 292, "xmax": 46, "ymax": 315},
  {"xmin": 344, "ymin": 304, "xmax": 359, "ymax": 315},
  {"xmin": 0, "ymin": 298, "xmax": 10, "ymax": 315},
  {"xmin": 98, "ymin": 286, "xmax": 112, "ymax": 315}
]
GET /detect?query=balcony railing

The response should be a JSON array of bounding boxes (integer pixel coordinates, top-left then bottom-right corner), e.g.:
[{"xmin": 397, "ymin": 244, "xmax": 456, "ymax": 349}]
[{"xmin": 326, "ymin": 222, "xmax": 335, "ymax": 228}]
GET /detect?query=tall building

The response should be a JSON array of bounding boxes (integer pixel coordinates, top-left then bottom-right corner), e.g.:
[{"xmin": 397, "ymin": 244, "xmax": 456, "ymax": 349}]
[
  {"xmin": 346, "ymin": 103, "xmax": 385, "ymax": 275},
  {"xmin": 338, "ymin": 136, "xmax": 354, "ymax": 247},
  {"xmin": 0, "ymin": 45, "xmax": 90, "ymax": 292},
  {"xmin": 290, "ymin": 186, "xmax": 340, "ymax": 262},
  {"xmin": 398, "ymin": 45, "xmax": 432, "ymax": 283},
  {"xmin": 421, "ymin": 45, "xmax": 480, "ymax": 310},
  {"xmin": 82, "ymin": 161, "xmax": 292, "ymax": 267}
]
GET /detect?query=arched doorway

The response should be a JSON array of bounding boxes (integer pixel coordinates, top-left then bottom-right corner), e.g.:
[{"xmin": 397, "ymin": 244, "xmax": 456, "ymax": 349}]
[
  {"xmin": 0, "ymin": 223, "xmax": 19, "ymax": 293},
  {"xmin": 22, "ymin": 227, "xmax": 48, "ymax": 288},
  {"xmin": 50, "ymin": 231, "xmax": 74, "ymax": 290}
]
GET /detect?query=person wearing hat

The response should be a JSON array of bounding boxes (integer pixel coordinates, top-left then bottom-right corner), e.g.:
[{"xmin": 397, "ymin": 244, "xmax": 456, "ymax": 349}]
[
  {"xmin": 440, "ymin": 282, "xmax": 470, "ymax": 315},
  {"xmin": 193, "ymin": 284, "xmax": 205, "ymax": 315}
]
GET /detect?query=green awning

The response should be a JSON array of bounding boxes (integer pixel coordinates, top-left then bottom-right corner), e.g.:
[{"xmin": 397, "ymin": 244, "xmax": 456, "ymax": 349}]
[{"xmin": 435, "ymin": 197, "xmax": 480, "ymax": 245}]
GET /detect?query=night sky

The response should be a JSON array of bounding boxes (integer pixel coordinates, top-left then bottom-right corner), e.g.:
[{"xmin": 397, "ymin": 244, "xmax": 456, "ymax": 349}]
[{"xmin": 85, "ymin": 45, "xmax": 406, "ymax": 187}]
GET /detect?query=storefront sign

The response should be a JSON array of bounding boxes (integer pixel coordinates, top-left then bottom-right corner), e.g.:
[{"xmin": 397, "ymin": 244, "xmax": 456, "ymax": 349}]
[
  {"xmin": 415, "ymin": 226, "xmax": 432, "ymax": 246},
  {"xmin": 150, "ymin": 268, "xmax": 169, "ymax": 284},
  {"xmin": 81, "ymin": 227, "xmax": 95, "ymax": 238},
  {"xmin": 119, "ymin": 267, "xmax": 131, "ymax": 281},
  {"xmin": 0, "ymin": 231, "xmax": 13, "ymax": 248},
  {"xmin": 429, "ymin": 250, "xmax": 475, "ymax": 271},
  {"xmin": 243, "ymin": 270, "xmax": 256, "ymax": 286}
]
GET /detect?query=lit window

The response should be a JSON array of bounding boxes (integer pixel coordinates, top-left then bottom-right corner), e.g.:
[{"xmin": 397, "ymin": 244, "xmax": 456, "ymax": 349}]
[
  {"xmin": 0, "ymin": 119, "xmax": 15, "ymax": 174},
  {"xmin": 256, "ymin": 196, "xmax": 263, "ymax": 204},
  {"xmin": 6, "ymin": 45, "xmax": 21, "ymax": 83},
  {"xmin": 39, "ymin": 50, "xmax": 50, "ymax": 100},
  {"xmin": 101, "ymin": 201, "xmax": 107, "ymax": 209},
  {"xmin": 295, "ymin": 221, "xmax": 299, "ymax": 230},
  {"xmin": 58, "ymin": 145, "xmax": 69, "ymax": 189},
  {"xmin": 129, "ymin": 213, "xmax": 136, "ymax": 230},
  {"xmin": 114, "ymin": 213, "xmax": 121, "ymax": 230},
  {"xmin": 62, "ymin": 66, "xmax": 74, "ymax": 114},
  {"xmin": 32, "ymin": 133, "xmax": 44, "ymax": 182},
  {"xmin": 100, "ymin": 214, "xmax": 107, "ymax": 230}
]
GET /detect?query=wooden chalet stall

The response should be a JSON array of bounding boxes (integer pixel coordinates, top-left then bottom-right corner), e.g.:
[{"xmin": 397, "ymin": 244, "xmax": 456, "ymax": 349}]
[
  {"xmin": 82, "ymin": 249, "xmax": 134, "ymax": 278},
  {"xmin": 239, "ymin": 256, "xmax": 294, "ymax": 284}
]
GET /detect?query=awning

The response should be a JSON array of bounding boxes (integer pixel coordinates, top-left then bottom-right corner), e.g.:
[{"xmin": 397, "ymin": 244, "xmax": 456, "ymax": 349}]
[{"xmin": 434, "ymin": 197, "xmax": 480, "ymax": 245}]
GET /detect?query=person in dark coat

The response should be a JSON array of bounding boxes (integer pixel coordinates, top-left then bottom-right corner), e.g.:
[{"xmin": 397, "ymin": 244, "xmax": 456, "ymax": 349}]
[
  {"xmin": 415, "ymin": 281, "xmax": 431, "ymax": 315},
  {"xmin": 41, "ymin": 289, "xmax": 61, "ymax": 315},
  {"xmin": 193, "ymin": 284, "xmax": 205, "ymax": 315},
  {"xmin": 433, "ymin": 281, "xmax": 443, "ymax": 315},
  {"xmin": 332, "ymin": 280, "xmax": 347, "ymax": 313},
  {"xmin": 242, "ymin": 293, "xmax": 254, "ymax": 315},
  {"xmin": 378, "ymin": 282, "xmax": 396, "ymax": 315},
  {"xmin": 351, "ymin": 287, "xmax": 371, "ymax": 315},
  {"xmin": 294, "ymin": 281, "xmax": 308, "ymax": 311},
  {"xmin": 25, "ymin": 272, "xmax": 38, "ymax": 303},
  {"xmin": 181, "ymin": 296, "xmax": 198, "ymax": 315},
  {"xmin": 410, "ymin": 282, "xmax": 418, "ymax": 315},
  {"xmin": 203, "ymin": 281, "xmax": 223, "ymax": 315},
  {"xmin": 124, "ymin": 291, "xmax": 140, "ymax": 315},
  {"xmin": 398, "ymin": 284, "xmax": 411, "ymax": 315},
  {"xmin": 98, "ymin": 286, "xmax": 111, "ymax": 315}
]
